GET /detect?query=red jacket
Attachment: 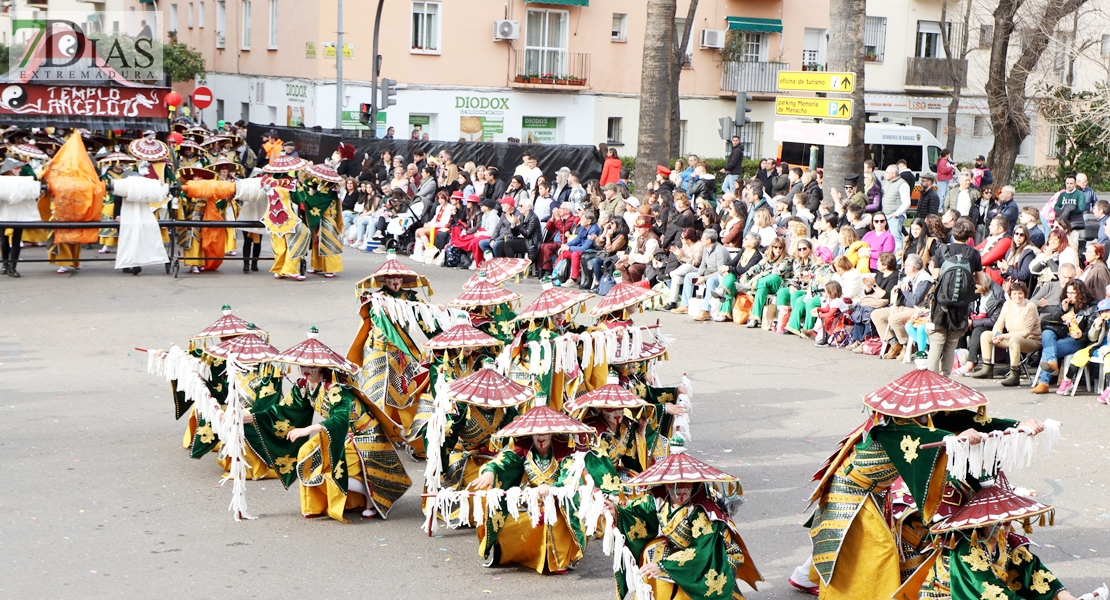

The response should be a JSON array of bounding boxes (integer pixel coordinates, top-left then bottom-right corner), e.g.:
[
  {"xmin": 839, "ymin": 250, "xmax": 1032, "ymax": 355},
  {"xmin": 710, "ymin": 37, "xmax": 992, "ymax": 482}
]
[{"xmin": 600, "ymin": 157, "xmax": 622, "ymax": 186}]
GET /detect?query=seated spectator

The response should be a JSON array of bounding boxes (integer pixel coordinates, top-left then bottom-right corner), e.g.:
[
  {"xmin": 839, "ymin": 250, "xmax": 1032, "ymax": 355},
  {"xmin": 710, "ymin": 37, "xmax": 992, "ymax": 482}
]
[
  {"xmin": 785, "ymin": 249, "xmax": 838, "ymax": 336},
  {"xmin": 773, "ymin": 196, "xmax": 793, "ymax": 231},
  {"xmin": 616, "ymin": 215, "xmax": 659, "ymax": 283},
  {"xmin": 747, "ymin": 238, "xmax": 791, "ymax": 329},
  {"xmin": 1035, "ymin": 279, "xmax": 1097, "ymax": 394},
  {"xmin": 534, "ymin": 181, "xmax": 555, "ymax": 222},
  {"xmin": 839, "ymin": 226, "xmax": 871, "ymax": 273},
  {"xmin": 997, "ymin": 224, "xmax": 1038, "ymax": 290},
  {"xmin": 845, "ymin": 203, "xmax": 872, "ymax": 238},
  {"xmin": 713, "ymin": 233, "xmax": 763, "ymax": 321},
  {"xmin": 583, "ymin": 216, "xmax": 628, "ymax": 291},
  {"xmin": 977, "ymin": 216, "xmax": 1013, "ymax": 285},
  {"xmin": 846, "ymin": 253, "xmax": 901, "ymax": 349},
  {"xmin": 720, "ymin": 199, "xmax": 746, "ymax": 252},
  {"xmin": 1031, "ymin": 262, "xmax": 1076, "ymax": 314},
  {"xmin": 414, "ymin": 190, "xmax": 455, "ymax": 263},
  {"xmin": 963, "ymin": 277, "xmax": 1007, "ymax": 375},
  {"xmin": 751, "ymin": 208, "xmax": 777, "ymax": 249},
  {"xmin": 1031, "ymin": 229, "xmax": 1080, "ymax": 274},
  {"xmin": 813, "ymin": 280, "xmax": 852, "ymax": 347},
  {"xmin": 970, "ymin": 280, "xmax": 1040, "ymax": 386},
  {"xmin": 872, "ymin": 253, "xmax": 933, "ymax": 360},
  {"xmin": 480, "ymin": 197, "xmax": 518, "ymax": 259},
  {"xmin": 672, "ymin": 229, "xmax": 729, "ymax": 318},
  {"xmin": 833, "ymin": 254, "xmax": 865, "ymax": 302},
  {"xmin": 814, "ymin": 214, "xmax": 841, "ymax": 256},
  {"xmin": 554, "ymin": 210, "xmax": 600, "ymax": 285},
  {"xmin": 900, "ymin": 217, "xmax": 939, "ymax": 266},
  {"xmin": 1080, "ymin": 242, "xmax": 1110, "ymax": 302},
  {"xmin": 862, "ymin": 212, "xmax": 895, "ymax": 271},
  {"xmin": 662, "ymin": 228, "xmax": 706, "ymax": 311},
  {"xmin": 450, "ymin": 199, "xmax": 501, "ymax": 269},
  {"xmin": 776, "ymin": 239, "xmax": 820, "ymax": 334},
  {"xmin": 496, "ymin": 199, "xmax": 541, "ymax": 264},
  {"xmin": 538, "ymin": 203, "xmax": 579, "ymax": 275}
]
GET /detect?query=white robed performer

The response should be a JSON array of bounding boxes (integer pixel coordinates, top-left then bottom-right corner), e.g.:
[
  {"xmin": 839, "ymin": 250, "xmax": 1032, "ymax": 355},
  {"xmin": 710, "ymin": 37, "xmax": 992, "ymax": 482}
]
[
  {"xmin": 111, "ymin": 177, "xmax": 170, "ymax": 272},
  {"xmin": 0, "ymin": 158, "xmax": 42, "ymax": 278}
]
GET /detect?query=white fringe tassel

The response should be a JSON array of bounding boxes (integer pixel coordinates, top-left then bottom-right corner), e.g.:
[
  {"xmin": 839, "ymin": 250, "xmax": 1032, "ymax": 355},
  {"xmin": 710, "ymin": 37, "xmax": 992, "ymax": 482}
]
[{"xmin": 944, "ymin": 419, "xmax": 1062, "ymax": 480}]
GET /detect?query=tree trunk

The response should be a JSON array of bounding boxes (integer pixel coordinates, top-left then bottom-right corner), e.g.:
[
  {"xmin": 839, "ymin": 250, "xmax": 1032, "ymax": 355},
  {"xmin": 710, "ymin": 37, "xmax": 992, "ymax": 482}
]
[
  {"xmin": 822, "ymin": 0, "xmax": 866, "ymax": 192},
  {"xmin": 986, "ymin": 0, "xmax": 1089, "ymax": 186},
  {"xmin": 635, "ymin": 0, "xmax": 677, "ymax": 196},
  {"xmin": 939, "ymin": 0, "xmax": 971, "ymax": 154},
  {"xmin": 669, "ymin": 0, "xmax": 699, "ymax": 159}
]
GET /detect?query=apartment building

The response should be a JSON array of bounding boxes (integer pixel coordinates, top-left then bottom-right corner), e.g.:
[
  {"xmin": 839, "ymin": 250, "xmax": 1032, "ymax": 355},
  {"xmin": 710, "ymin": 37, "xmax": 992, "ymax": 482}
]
[{"xmin": 120, "ymin": 0, "xmax": 1105, "ymax": 164}]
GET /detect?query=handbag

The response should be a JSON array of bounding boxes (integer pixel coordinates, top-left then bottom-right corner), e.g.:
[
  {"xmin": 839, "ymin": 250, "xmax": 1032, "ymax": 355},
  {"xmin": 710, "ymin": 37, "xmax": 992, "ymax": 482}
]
[
  {"xmin": 860, "ymin": 296, "xmax": 888, "ymax": 308},
  {"xmin": 597, "ymin": 274, "xmax": 617, "ymax": 296},
  {"xmin": 859, "ymin": 336, "xmax": 883, "ymax": 355},
  {"xmin": 732, "ymin": 293, "xmax": 754, "ymax": 324}
]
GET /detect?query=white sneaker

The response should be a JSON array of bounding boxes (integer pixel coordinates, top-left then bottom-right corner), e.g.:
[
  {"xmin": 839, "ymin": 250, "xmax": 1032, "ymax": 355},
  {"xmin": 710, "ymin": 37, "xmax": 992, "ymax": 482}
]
[
  {"xmin": 468, "ymin": 262, "xmax": 477, "ymax": 270},
  {"xmin": 789, "ymin": 561, "xmax": 819, "ymax": 595}
]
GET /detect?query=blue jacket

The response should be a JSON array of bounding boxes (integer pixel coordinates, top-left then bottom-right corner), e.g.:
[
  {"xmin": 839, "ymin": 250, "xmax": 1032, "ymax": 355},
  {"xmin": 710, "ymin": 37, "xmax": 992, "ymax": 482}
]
[{"xmin": 567, "ymin": 223, "xmax": 601, "ymax": 252}]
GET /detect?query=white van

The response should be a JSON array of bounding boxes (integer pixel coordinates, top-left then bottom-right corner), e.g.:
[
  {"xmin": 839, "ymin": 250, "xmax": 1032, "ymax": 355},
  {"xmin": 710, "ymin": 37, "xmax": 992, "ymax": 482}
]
[{"xmin": 778, "ymin": 122, "xmax": 943, "ymax": 179}]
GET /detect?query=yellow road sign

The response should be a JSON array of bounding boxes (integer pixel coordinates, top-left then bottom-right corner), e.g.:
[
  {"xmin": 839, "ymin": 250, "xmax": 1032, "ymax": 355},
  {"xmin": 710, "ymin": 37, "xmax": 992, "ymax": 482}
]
[
  {"xmin": 775, "ymin": 97, "xmax": 853, "ymax": 120},
  {"xmin": 777, "ymin": 71, "xmax": 855, "ymax": 92}
]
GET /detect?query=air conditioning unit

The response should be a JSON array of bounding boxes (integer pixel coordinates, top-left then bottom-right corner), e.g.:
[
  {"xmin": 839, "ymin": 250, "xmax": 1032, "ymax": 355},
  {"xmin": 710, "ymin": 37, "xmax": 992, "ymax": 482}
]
[
  {"xmin": 493, "ymin": 20, "xmax": 520, "ymax": 42},
  {"xmin": 701, "ymin": 29, "xmax": 726, "ymax": 49}
]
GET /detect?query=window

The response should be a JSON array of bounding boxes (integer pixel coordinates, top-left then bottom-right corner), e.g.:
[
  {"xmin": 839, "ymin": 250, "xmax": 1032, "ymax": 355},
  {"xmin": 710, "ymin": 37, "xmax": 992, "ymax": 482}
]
[
  {"xmin": 268, "ymin": 0, "xmax": 277, "ymax": 48},
  {"xmin": 216, "ymin": 99, "xmax": 225, "ymax": 121},
  {"xmin": 198, "ymin": 1, "xmax": 205, "ymax": 27},
  {"xmin": 802, "ymin": 28, "xmax": 826, "ymax": 68},
  {"xmin": 215, "ymin": 0, "xmax": 225, "ymax": 46},
  {"xmin": 674, "ymin": 18, "xmax": 693, "ymax": 66},
  {"xmin": 864, "ymin": 16, "xmax": 886, "ymax": 62},
  {"xmin": 525, "ymin": 9, "xmax": 568, "ymax": 76},
  {"xmin": 411, "ymin": 1, "xmax": 440, "ymax": 53},
  {"xmin": 607, "ymin": 117, "xmax": 622, "ymax": 144},
  {"xmin": 187, "ymin": 3, "xmax": 194, "ymax": 28},
  {"xmin": 973, "ymin": 115, "xmax": 990, "ymax": 137},
  {"xmin": 241, "ymin": 102, "xmax": 250, "ymax": 122},
  {"xmin": 736, "ymin": 122, "xmax": 763, "ymax": 159},
  {"xmin": 611, "ymin": 13, "xmax": 627, "ymax": 42},
  {"xmin": 1018, "ymin": 135, "xmax": 1032, "ymax": 158},
  {"xmin": 169, "ymin": 4, "xmax": 178, "ymax": 32},
  {"xmin": 128, "ymin": 6, "xmax": 135, "ymax": 35},
  {"xmin": 737, "ymin": 31, "xmax": 767, "ymax": 62},
  {"xmin": 915, "ymin": 21, "xmax": 946, "ymax": 58},
  {"xmin": 241, "ymin": 0, "xmax": 251, "ymax": 49},
  {"xmin": 1045, "ymin": 124, "xmax": 1060, "ymax": 159},
  {"xmin": 979, "ymin": 24, "xmax": 993, "ymax": 48},
  {"xmin": 1102, "ymin": 34, "xmax": 1110, "ymax": 57}
]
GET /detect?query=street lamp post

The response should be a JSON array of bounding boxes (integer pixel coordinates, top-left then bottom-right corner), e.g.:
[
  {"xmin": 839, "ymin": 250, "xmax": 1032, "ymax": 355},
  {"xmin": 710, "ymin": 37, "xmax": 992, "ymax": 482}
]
[
  {"xmin": 335, "ymin": 0, "xmax": 344, "ymax": 129},
  {"xmin": 369, "ymin": 0, "xmax": 386, "ymax": 138}
]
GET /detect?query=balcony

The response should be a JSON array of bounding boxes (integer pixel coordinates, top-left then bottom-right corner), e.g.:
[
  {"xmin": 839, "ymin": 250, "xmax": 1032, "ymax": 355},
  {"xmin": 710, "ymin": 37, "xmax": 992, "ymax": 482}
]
[
  {"xmin": 720, "ymin": 60, "xmax": 789, "ymax": 95},
  {"xmin": 905, "ymin": 57, "xmax": 967, "ymax": 89},
  {"xmin": 512, "ymin": 50, "xmax": 591, "ymax": 88}
]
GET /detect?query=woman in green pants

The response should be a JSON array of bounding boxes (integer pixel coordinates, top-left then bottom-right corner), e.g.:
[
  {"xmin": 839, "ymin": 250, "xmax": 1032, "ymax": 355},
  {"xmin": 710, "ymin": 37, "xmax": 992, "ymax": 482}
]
[
  {"xmin": 748, "ymin": 237, "xmax": 791, "ymax": 329},
  {"xmin": 775, "ymin": 239, "xmax": 821, "ymax": 334},
  {"xmin": 786, "ymin": 248, "xmax": 835, "ymax": 334},
  {"xmin": 713, "ymin": 233, "xmax": 765, "ymax": 321}
]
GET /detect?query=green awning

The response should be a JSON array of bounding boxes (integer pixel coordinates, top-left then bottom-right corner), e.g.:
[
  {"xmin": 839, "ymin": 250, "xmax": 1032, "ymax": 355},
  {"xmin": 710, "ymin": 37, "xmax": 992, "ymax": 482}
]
[
  {"xmin": 726, "ymin": 17, "xmax": 783, "ymax": 33},
  {"xmin": 526, "ymin": 0, "xmax": 588, "ymax": 6}
]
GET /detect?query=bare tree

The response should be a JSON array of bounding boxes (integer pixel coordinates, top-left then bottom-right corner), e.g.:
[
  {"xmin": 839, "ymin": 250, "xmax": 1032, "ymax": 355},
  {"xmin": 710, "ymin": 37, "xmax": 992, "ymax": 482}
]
[
  {"xmin": 635, "ymin": 0, "xmax": 677, "ymax": 195},
  {"xmin": 822, "ymin": 0, "xmax": 866, "ymax": 193},
  {"xmin": 668, "ymin": 1, "xmax": 700, "ymax": 160},
  {"xmin": 985, "ymin": 0, "xmax": 1089, "ymax": 186},
  {"xmin": 940, "ymin": 0, "xmax": 973, "ymax": 154}
]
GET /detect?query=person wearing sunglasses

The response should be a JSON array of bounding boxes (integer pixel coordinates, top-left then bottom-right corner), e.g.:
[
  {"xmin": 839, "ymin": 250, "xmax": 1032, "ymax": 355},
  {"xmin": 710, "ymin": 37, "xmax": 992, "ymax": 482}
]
[{"xmin": 862, "ymin": 213, "xmax": 895, "ymax": 271}]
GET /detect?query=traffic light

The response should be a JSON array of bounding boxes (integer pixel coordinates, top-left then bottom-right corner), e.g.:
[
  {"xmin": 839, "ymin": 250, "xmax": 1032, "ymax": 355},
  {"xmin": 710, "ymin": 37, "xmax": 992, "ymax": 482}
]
[
  {"xmin": 380, "ymin": 78, "xmax": 398, "ymax": 108},
  {"xmin": 359, "ymin": 102, "xmax": 372, "ymax": 125},
  {"xmin": 735, "ymin": 92, "xmax": 752, "ymax": 127},
  {"xmin": 718, "ymin": 116, "xmax": 734, "ymax": 141}
]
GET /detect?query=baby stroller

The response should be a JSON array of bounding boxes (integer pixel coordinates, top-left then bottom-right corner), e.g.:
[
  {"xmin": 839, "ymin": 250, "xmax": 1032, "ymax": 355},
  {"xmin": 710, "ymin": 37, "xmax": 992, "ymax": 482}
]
[{"xmin": 381, "ymin": 200, "xmax": 422, "ymax": 256}]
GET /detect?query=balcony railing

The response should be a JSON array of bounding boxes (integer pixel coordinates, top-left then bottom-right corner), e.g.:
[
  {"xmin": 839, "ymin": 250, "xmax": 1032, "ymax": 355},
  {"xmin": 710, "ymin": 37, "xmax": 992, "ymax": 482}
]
[
  {"xmin": 720, "ymin": 60, "xmax": 789, "ymax": 94},
  {"xmin": 905, "ymin": 57, "xmax": 967, "ymax": 88},
  {"xmin": 513, "ymin": 50, "xmax": 590, "ymax": 87}
]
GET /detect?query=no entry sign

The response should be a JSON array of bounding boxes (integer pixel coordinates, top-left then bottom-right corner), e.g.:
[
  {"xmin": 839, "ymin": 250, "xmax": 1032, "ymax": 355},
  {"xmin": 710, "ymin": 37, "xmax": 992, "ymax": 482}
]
[{"xmin": 192, "ymin": 86, "xmax": 214, "ymax": 110}]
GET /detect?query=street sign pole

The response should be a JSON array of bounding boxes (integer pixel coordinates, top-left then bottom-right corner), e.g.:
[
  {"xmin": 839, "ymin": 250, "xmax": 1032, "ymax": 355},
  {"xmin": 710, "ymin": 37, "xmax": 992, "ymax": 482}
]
[{"xmin": 368, "ymin": 0, "xmax": 386, "ymax": 138}]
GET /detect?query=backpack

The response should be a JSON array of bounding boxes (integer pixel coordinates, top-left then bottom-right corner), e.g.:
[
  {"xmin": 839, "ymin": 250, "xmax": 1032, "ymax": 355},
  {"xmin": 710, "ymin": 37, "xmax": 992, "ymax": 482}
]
[
  {"xmin": 935, "ymin": 245, "xmax": 976, "ymax": 308},
  {"xmin": 597, "ymin": 274, "xmax": 617, "ymax": 296},
  {"xmin": 444, "ymin": 245, "xmax": 462, "ymax": 268},
  {"xmin": 552, "ymin": 258, "xmax": 570, "ymax": 283}
]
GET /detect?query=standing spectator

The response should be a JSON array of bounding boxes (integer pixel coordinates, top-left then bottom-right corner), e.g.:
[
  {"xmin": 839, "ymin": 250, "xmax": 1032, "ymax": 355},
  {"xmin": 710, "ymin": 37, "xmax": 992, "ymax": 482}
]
[
  {"xmin": 863, "ymin": 170, "xmax": 882, "ymax": 213},
  {"xmin": 927, "ymin": 218, "xmax": 984, "ymax": 376},
  {"xmin": 972, "ymin": 155, "xmax": 993, "ymax": 188},
  {"xmin": 970, "ymin": 280, "xmax": 1040, "ymax": 386},
  {"xmin": 916, "ymin": 174, "xmax": 941, "ymax": 218},
  {"xmin": 771, "ymin": 163, "xmax": 791, "ymax": 197},
  {"xmin": 1055, "ymin": 174, "xmax": 1088, "ymax": 245},
  {"xmin": 410, "ymin": 129, "xmax": 421, "ymax": 140},
  {"xmin": 936, "ymin": 148, "xmax": 955, "ymax": 200},
  {"xmin": 755, "ymin": 158, "xmax": 775, "ymax": 191},
  {"xmin": 600, "ymin": 147, "xmax": 621, "ymax": 186},
  {"xmin": 784, "ymin": 167, "xmax": 804, "ymax": 203},
  {"xmin": 944, "ymin": 172, "xmax": 979, "ymax": 217},
  {"xmin": 881, "ymin": 165, "xmax": 911, "ymax": 253},
  {"xmin": 520, "ymin": 152, "xmax": 543, "ymax": 191},
  {"xmin": 282, "ymin": 140, "xmax": 298, "ymax": 158},
  {"xmin": 862, "ymin": 213, "xmax": 895, "ymax": 271},
  {"xmin": 802, "ymin": 170, "xmax": 823, "ymax": 206},
  {"xmin": 383, "ymin": 126, "xmax": 395, "ymax": 140},
  {"xmin": 896, "ymin": 159, "xmax": 916, "ymax": 191},
  {"xmin": 1020, "ymin": 206, "xmax": 1046, "ymax": 248},
  {"xmin": 720, "ymin": 135, "xmax": 744, "ymax": 195},
  {"xmin": 1077, "ymin": 173, "xmax": 1099, "ymax": 210}
]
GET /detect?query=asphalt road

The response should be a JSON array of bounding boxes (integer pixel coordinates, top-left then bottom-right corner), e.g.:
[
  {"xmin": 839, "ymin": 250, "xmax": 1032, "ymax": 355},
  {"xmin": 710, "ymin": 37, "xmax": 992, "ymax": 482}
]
[{"xmin": 1, "ymin": 244, "xmax": 1107, "ymax": 599}]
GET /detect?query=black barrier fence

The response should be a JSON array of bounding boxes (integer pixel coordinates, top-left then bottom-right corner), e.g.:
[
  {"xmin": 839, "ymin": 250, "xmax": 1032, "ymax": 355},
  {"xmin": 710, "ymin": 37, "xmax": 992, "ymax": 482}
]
[{"xmin": 244, "ymin": 123, "xmax": 603, "ymax": 183}]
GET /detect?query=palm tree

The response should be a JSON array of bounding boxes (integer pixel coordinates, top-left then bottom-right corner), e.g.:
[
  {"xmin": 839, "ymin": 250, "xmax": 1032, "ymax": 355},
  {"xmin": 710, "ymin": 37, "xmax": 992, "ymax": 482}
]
[
  {"xmin": 634, "ymin": 0, "xmax": 676, "ymax": 196},
  {"xmin": 822, "ymin": 0, "xmax": 866, "ymax": 193}
]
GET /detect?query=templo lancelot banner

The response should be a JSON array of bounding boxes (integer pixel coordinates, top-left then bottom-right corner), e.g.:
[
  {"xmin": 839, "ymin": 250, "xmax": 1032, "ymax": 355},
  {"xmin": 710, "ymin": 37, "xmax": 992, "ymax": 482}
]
[{"xmin": 0, "ymin": 84, "xmax": 168, "ymax": 118}]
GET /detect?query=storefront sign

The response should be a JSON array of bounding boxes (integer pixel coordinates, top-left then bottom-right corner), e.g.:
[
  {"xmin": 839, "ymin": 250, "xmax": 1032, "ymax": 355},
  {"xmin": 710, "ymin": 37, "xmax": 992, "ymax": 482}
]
[
  {"xmin": 305, "ymin": 42, "xmax": 317, "ymax": 59},
  {"xmin": 286, "ymin": 105, "xmax": 304, "ymax": 127},
  {"xmin": 408, "ymin": 114, "xmax": 431, "ymax": 126},
  {"xmin": 286, "ymin": 83, "xmax": 307, "ymax": 103},
  {"xmin": 0, "ymin": 84, "xmax": 167, "ymax": 118},
  {"xmin": 521, "ymin": 116, "xmax": 557, "ymax": 144},
  {"xmin": 455, "ymin": 96, "xmax": 509, "ymax": 112},
  {"xmin": 322, "ymin": 42, "xmax": 353, "ymax": 60},
  {"xmin": 460, "ymin": 115, "xmax": 503, "ymax": 142},
  {"xmin": 341, "ymin": 109, "xmax": 386, "ymax": 133}
]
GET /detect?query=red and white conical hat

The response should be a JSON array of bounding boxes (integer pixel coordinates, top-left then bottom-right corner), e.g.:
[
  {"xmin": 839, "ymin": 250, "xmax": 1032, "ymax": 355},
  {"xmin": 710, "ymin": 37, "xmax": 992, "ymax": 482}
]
[
  {"xmin": 463, "ymin": 257, "xmax": 531, "ymax": 289},
  {"xmin": 306, "ymin": 162, "xmax": 343, "ymax": 183},
  {"xmin": 446, "ymin": 361, "xmax": 534, "ymax": 407},
  {"xmin": 189, "ymin": 305, "xmax": 267, "ymax": 348},
  {"xmin": 274, "ymin": 327, "xmax": 359, "ymax": 374},
  {"xmin": 930, "ymin": 472, "xmax": 1054, "ymax": 533},
  {"xmin": 8, "ymin": 142, "xmax": 49, "ymax": 161},
  {"xmin": 863, "ymin": 367, "xmax": 988, "ymax": 418},
  {"xmin": 262, "ymin": 154, "xmax": 308, "ymax": 173},
  {"xmin": 354, "ymin": 251, "xmax": 432, "ymax": 295},
  {"xmin": 516, "ymin": 286, "xmax": 592, "ymax": 320},
  {"xmin": 588, "ymin": 283, "xmax": 661, "ymax": 317},
  {"xmin": 625, "ymin": 440, "xmax": 738, "ymax": 487},
  {"xmin": 448, "ymin": 278, "xmax": 520, "ymax": 308},
  {"xmin": 493, "ymin": 402, "xmax": 593, "ymax": 439},
  {"xmin": 610, "ymin": 341, "xmax": 668, "ymax": 365},
  {"xmin": 565, "ymin": 375, "xmax": 647, "ymax": 412},
  {"xmin": 96, "ymin": 151, "xmax": 136, "ymax": 164},
  {"xmin": 177, "ymin": 139, "xmax": 206, "ymax": 152},
  {"xmin": 423, "ymin": 324, "xmax": 502, "ymax": 351},
  {"xmin": 203, "ymin": 330, "xmax": 280, "ymax": 364},
  {"xmin": 128, "ymin": 138, "xmax": 170, "ymax": 161}
]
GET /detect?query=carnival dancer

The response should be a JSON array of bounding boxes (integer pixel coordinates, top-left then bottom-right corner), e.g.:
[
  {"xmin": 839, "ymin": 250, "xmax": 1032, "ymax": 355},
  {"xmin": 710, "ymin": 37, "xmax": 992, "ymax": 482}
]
[
  {"xmin": 110, "ymin": 167, "xmax": 170, "ymax": 276},
  {"xmin": 564, "ymin": 373, "xmax": 652, "ymax": 490},
  {"xmin": 7, "ymin": 141, "xmax": 50, "ymax": 247},
  {"xmin": 129, "ymin": 133, "xmax": 175, "ymax": 249},
  {"xmin": 606, "ymin": 438, "xmax": 763, "ymax": 600},
  {"xmin": 507, "ymin": 278, "xmax": 593, "ymax": 412},
  {"xmin": 255, "ymin": 327, "xmax": 411, "ymax": 522},
  {"xmin": 300, "ymin": 162, "xmax": 344, "ymax": 277},
  {"xmin": 471, "ymin": 396, "xmax": 595, "ymax": 574},
  {"xmin": 211, "ymin": 158, "xmax": 243, "ymax": 259},
  {"xmin": 261, "ymin": 154, "xmax": 311, "ymax": 281},
  {"xmin": 178, "ymin": 166, "xmax": 231, "ymax": 274},
  {"xmin": 42, "ymin": 134, "xmax": 106, "ymax": 274},
  {"xmin": 448, "ymin": 277, "xmax": 522, "ymax": 344},
  {"xmin": 0, "ymin": 157, "xmax": 41, "ymax": 278},
  {"xmin": 176, "ymin": 139, "xmax": 208, "ymax": 169},
  {"xmin": 588, "ymin": 281, "xmax": 662, "ymax": 329},
  {"xmin": 797, "ymin": 368, "xmax": 1048, "ymax": 599},
  {"xmin": 96, "ymin": 151, "xmax": 136, "ymax": 256},
  {"xmin": 899, "ymin": 470, "xmax": 1094, "ymax": 600}
]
